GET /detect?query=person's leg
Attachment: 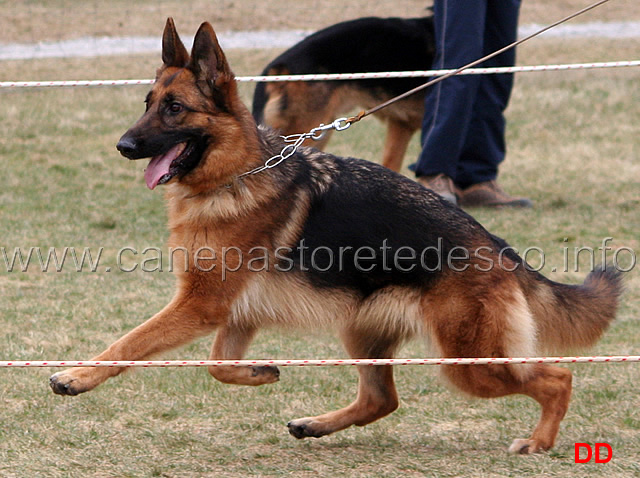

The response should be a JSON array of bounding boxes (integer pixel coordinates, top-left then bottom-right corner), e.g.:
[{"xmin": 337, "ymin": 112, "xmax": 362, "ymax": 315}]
[
  {"xmin": 455, "ymin": 0, "xmax": 521, "ymax": 189},
  {"xmin": 413, "ymin": 0, "xmax": 488, "ymax": 183}
]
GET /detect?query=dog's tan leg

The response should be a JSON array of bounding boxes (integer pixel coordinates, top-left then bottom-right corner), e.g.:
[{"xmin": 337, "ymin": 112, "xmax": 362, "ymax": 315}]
[
  {"xmin": 288, "ymin": 365, "xmax": 398, "ymax": 439},
  {"xmin": 507, "ymin": 365, "xmax": 572, "ymax": 454},
  {"xmin": 49, "ymin": 294, "xmax": 220, "ymax": 395},
  {"xmin": 297, "ymin": 85, "xmax": 340, "ymax": 150},
  {"xmin": 428, "ymin": 273, "xmax": 573, "ymax": 453},
  {"xmin": 287, "ymin": 332, "xmax": 399, "ymax": 439},
  {"xmin": 290, "ymin": 83, "xmax": 349, "ymax": 151},
  {"xmin": 442, "ymin": 364, "xmax": 572, "ymax": 454},
  {"xmin": 381, "ymin": 120, "xmax": 415, "ymax": 172},
  {"xmin": 207, "ymin": 325, "xmax": 280, "ymax": 386},
  {"xmin": 265, "ymin": 81, "xmax": 338, "ymax": 151}
]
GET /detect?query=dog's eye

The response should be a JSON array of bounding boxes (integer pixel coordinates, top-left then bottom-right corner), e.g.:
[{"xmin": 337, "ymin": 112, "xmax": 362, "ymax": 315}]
[{"xmin": 168, "ymin": 102, "xmax": 183, "ymax": 114}]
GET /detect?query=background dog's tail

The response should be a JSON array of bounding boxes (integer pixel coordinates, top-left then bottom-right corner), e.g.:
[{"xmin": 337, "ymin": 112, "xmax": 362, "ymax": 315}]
[
  {"xmin": 528, "ymin": 267, "xmax": 623, "ymax": 353},
  {"xmin": 251, "ymin": 73, "xmax": 268, "ymax": 124}
]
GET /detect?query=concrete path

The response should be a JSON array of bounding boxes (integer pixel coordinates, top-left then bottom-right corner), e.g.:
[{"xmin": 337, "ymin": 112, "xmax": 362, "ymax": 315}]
[{"xmin": 1, "ymin": 22, "xmax": 639, "ymax": 61}]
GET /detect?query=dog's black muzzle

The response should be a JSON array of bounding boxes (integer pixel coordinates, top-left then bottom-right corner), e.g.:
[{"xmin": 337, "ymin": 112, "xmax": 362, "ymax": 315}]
[
  {"xmin": 116, "ymin": 134, "xmax": 140, "ymax": 159},
  {"xmin": 116, "ymin": 129, "xmax": 169, "ymax": 161}
]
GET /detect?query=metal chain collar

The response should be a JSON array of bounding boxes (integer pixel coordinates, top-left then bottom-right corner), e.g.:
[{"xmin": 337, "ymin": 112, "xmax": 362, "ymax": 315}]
[{"xmin": 237, "ymin": 117, "xmax": 352, "ymax": 180}]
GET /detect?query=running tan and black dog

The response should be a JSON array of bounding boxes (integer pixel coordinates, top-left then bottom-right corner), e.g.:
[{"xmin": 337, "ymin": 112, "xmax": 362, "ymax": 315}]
[
  {"xmin": 252, "ymin": 15, "xmax": 435, "ymax": 172},
  {"xmin": 50, "ymin": 19, "xmax": 622, "ymax": 454}
]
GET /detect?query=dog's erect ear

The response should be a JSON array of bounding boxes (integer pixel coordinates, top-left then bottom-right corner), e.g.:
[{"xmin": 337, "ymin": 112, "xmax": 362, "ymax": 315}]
[
  {"xmin": 162, "ymin": 18, "xmax": 190, "ymax": 68},
  {"xmin": 188, "ymin": 22, "xmax": 233, "ymax": 99}
]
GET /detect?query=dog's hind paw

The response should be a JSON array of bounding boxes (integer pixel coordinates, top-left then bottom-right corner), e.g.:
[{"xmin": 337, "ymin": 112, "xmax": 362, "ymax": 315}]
[
  {"xmin": 508, "ymin": 438, "xmax": 548, "ymax": 454},
  {"xmin": 251, "ymin": 365, "xmax": 280, "ymax": 383}
]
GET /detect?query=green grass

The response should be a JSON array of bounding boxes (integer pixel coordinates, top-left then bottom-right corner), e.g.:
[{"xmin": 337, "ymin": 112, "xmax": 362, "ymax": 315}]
[
  {"xmin": 3, "ymin": 0, "xmax": 639, "ymax": 43},
  {"xmin": 0, "ymin": 28, "xmax": 639, "ymax": 478},
  {"xmin": 4, "ymin": 0, "xmax": 636, "ymax": 43}
]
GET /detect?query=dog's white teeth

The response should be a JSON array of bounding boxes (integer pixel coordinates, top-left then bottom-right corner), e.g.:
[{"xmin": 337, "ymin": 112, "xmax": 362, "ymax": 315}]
[{"xmin": 158, "ymin": 174, "xmax": 173, "ymax": 185}]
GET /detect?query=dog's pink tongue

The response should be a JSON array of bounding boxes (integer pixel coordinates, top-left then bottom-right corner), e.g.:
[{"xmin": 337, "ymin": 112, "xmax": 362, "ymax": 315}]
[{"xmin": 144, "ymin": 143, "xmax": 185, "ymax": 189}]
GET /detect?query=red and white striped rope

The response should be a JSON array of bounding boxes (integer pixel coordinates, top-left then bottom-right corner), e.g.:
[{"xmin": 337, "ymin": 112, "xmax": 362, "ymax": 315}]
[
  {"xmin": 1, "ymin": 356, "xmax": 639, "ymax": 368},
  {"xmin": 1, "ymin": 60, "xmax": 638, "ymax": 89}
]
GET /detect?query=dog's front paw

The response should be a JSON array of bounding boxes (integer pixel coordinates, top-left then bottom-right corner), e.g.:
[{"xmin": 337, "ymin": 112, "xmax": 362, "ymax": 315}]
[
  {"xmin": 287, "ymin": 418, "xmax": 328, "ymax": 439},
  {"xmin": 49, "ymin": 371, "xmax": 83, "ymax": 395},
  {"xmin": 208, "ymin": 364, "xmax": 280, "ymax": 386},
  {"xmin": 49, "ymin": 367, "xmax": 103, "ymax": 396}
]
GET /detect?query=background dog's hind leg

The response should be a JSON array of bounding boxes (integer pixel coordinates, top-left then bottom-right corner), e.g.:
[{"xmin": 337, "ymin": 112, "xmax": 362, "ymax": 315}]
[
  {"xmin": 287, "ymin": 330, "xmax": 400, "ymax": 439},
  {"xmin": 208, "ymin": 324, "xmax": 280, "ymax": 386},
  {"xmin": 381, "ymin": 120, "xmax": 415, "ymax": 172}
]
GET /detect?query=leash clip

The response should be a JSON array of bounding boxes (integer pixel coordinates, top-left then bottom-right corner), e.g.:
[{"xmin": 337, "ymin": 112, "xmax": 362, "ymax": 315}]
[
  {"xmin": 309, "ymin": 121, "xmax": 336, "ymax": 141},
  {"xmin": 332, "ymin": 117, "xmax": 351, "ymax": 132}
]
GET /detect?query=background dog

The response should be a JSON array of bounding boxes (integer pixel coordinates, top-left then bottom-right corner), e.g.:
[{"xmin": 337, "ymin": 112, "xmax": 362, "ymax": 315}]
[
  {"xmin": 49, "ymin": 19, "xmax": 622, "ymax": 454},
  {"xmin": 252, "ymin": 15, "xmax": 435, "ymax": 172}
]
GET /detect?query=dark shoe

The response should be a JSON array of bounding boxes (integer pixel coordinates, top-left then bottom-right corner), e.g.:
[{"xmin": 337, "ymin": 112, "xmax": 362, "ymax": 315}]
[
  {"xmin": 417, "ymin": 174, "xmax": 459, "ymax": 205},
  {"xmin": 459, "ymin": 180, "xmax": 533, "ymax": 208}
]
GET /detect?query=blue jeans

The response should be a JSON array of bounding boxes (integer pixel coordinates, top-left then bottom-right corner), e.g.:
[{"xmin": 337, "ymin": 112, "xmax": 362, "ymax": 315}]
[{"xmin": 412, "ymin": 0, "xmax": 521, "ymax": 189}]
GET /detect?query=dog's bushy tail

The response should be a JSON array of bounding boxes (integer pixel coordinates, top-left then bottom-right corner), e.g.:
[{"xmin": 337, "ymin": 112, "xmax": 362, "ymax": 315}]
[
  {"xmin": 251, "ymin": 77, "xmax": 267, "ymax": 124},
  {"xmin": 527, "ymin": 267, "xmax": 623, "ymax": 353}
]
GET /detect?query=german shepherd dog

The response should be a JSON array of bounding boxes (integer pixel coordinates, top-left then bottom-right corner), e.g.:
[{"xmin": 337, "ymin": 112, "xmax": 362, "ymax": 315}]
[
  {"xmin": 252, "ymin": 15, "xmax": 435, "ymax": 172},
  {"xmin": 50, "ymin": 19, "xmax": 622, "ymax": 454}
]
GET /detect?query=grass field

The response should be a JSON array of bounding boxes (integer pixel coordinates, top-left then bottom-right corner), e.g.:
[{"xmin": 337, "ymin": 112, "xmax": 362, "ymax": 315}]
[
  {"xmin": 1, "ymin": 2, "xmax": 639, "ymax": 477},
  {"xmin": 1, "ymin": 0, "xmax": 638, "ymax": 43}
]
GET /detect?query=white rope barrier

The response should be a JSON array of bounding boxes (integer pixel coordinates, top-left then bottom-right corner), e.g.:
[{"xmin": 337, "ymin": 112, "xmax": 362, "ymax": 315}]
[
  {"xmin": 239, "ymin": 60, "xmax": 640, "ymax": 83},
  {"xmin": 0, "ymin": 79, "xmax": 154, "ymax": 88},
  {"xmin": 1, "ymin": 60, "xmax": 639, "ymax": 89},
  {"xmin": 2, "ymin": 356, "xmax": 639, "ymax": 368}
]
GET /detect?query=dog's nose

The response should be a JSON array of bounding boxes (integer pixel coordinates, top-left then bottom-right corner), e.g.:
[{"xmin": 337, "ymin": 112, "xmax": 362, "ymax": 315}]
[{"xmin": 116, "ymin": 136, "xmax": 138, "ymax": 158}]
